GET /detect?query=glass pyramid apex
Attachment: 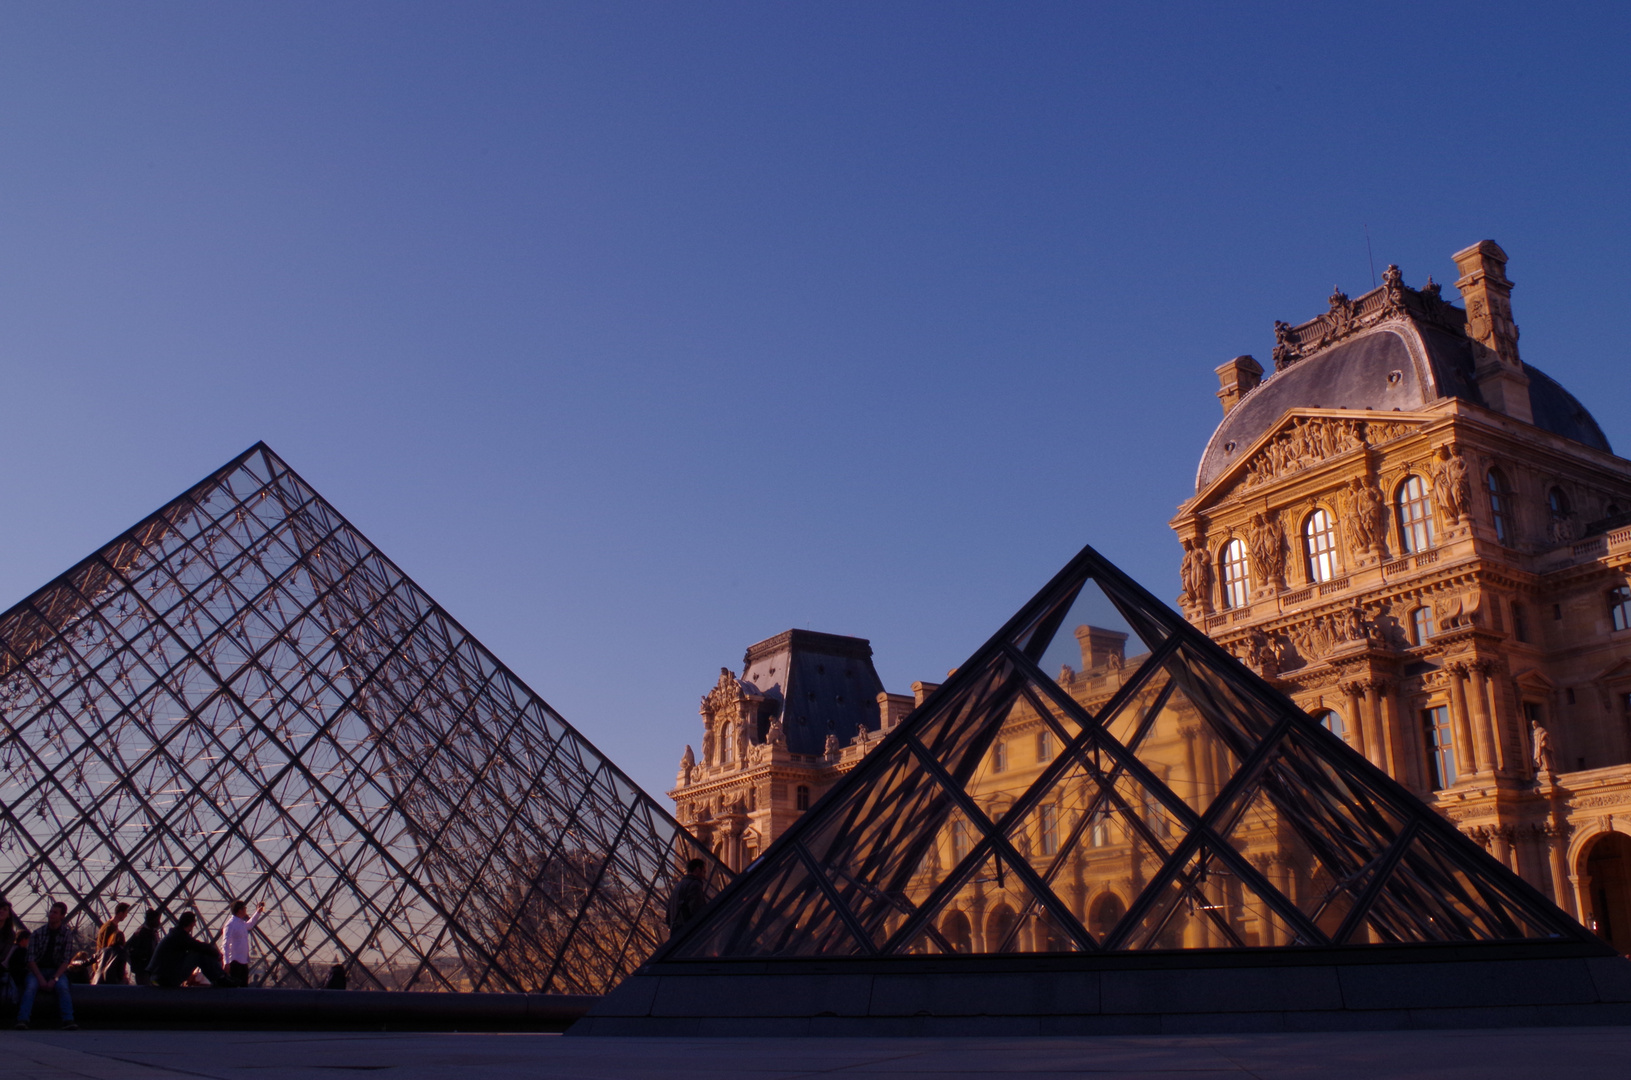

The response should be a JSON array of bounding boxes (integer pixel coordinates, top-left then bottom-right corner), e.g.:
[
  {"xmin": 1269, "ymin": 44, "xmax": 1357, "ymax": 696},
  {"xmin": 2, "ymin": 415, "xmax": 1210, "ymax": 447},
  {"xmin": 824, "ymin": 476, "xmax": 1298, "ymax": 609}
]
[
  {"xmin": 663, "ymin": 543, "xmax": 1592, "ymax": 959},
  {"xmin": 0, "ymin": 443, "xmax": 724, "ymax": 992}
]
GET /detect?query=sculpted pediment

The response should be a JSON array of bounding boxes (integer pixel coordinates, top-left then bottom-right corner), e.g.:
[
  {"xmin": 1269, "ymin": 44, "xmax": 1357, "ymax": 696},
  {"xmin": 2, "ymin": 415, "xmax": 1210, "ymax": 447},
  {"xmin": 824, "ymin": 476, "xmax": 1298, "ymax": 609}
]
[{"xmin": 1194, "ymin": 410, "xmax": 1427, "ymax": 509}]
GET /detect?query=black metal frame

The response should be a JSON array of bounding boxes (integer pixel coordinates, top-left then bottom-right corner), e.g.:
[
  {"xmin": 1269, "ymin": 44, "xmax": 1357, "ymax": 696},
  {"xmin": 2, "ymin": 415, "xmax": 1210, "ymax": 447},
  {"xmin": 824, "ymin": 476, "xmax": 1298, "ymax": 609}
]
[{"xmin": 0, "ymin": 443, "xmax": 725, "ymax": 993}]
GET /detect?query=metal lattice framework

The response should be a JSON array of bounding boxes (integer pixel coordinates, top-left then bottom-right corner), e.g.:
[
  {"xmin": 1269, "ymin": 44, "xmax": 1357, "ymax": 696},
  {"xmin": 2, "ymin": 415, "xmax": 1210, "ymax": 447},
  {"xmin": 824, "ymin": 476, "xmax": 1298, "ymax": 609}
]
[
  {"xmin": 663, "ymin": 543, "xmax": 1593, "ymax": 959},
  {"xmin": 0, "ymin": 443, "xmax": 723, "ymax": 992}
]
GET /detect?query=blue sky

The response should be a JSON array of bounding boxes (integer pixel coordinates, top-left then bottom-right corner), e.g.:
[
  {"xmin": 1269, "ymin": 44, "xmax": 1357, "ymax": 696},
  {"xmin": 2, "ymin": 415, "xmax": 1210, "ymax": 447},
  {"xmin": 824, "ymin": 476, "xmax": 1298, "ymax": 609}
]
[{"xmin": 2, "ymin": 3, "xmax": 1627, "ymax": 799}]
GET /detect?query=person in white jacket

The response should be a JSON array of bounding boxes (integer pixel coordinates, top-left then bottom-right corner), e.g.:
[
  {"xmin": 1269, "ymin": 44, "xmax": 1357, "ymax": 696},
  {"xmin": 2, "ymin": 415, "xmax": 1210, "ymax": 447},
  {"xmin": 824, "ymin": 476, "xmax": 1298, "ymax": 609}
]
[{"xmin": 219, "ymin": 901, "xmax": 266, "ymax": 987}]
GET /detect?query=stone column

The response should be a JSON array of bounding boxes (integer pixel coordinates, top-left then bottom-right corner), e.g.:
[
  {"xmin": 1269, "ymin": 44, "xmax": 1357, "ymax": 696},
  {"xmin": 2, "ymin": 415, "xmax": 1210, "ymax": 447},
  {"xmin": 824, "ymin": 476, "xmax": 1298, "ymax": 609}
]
[
  {"xmin": 1466, "ymin": 662, "xmax": 1500, "ymax": 775},
  {"xmin": 1446, "ymin": 663, "xmax": 1479, "ymax": 777},
  {"xmin": 1180, "ymin": 726, "xmax": 1203, "ymax": 814},
  {"xmin": 1361, "ymin": 680, "xmax": 1388, "ymax": 772},
  {"xmin": 1572, "ymin": 873, "xmax": 1594, "ymax": 934},
  {"xmin": 1546, "ymin": 824, "xmax": 1575, "ymax": 916},
  {"xmin": 1342, "ymin": 682, "xmax": 1369, "ymax": 759},
  {"xmin": 1492, "ymin": 826, "xmax": 1515, "ymax": 872}
]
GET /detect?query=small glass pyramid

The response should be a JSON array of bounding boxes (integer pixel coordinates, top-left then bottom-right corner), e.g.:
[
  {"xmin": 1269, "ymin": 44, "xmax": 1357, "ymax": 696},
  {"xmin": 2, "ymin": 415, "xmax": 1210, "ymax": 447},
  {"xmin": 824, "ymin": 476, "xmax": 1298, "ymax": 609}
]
[
  {"xmin": 0, "ymin": 444, "xmax": 722, "ymax": 992},
  {"xmin": 664, "ymin": 545, "xmax": 1588, "ymax": 958}
]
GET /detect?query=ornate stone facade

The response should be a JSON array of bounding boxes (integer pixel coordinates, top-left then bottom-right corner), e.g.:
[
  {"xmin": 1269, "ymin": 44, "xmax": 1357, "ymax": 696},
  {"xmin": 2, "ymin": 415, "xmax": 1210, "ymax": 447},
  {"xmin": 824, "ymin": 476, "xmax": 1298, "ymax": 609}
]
[
  {"xmin": 1173, "ymin": 240, "xmax": 1631, "ymax": 952},
  {"xmin": 668, "ymin": 630, "xmax": 920, "ymax": 871}
]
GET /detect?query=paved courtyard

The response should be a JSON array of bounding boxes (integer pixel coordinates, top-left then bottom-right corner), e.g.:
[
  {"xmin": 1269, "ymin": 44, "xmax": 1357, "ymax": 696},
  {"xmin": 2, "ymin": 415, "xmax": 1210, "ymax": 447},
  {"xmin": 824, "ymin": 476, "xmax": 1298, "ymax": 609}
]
[{"xmin": 2, "ymin": 1026, "xmax": 1628, "ymax": 1079}]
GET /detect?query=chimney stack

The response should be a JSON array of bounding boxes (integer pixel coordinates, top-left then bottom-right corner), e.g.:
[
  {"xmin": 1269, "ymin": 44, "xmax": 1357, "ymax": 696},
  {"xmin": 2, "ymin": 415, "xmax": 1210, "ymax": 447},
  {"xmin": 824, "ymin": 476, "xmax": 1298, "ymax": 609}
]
[
  {"xmin": 1215, "ymin": 355, "xmax": 1263, "ymax": 416},
  {"xmin": 1452, "ymin": 240, "xmax": 1531, "ymax": 423}
]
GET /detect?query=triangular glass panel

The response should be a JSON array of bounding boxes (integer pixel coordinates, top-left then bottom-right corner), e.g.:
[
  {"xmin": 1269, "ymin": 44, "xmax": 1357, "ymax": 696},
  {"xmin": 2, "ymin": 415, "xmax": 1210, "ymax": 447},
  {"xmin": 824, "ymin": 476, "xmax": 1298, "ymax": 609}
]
[
  {"xmin": 1012, "ymin": 571, "xmax": 1165, "ymax": 717},
  {"xmin": 1215, "ymin": 725, "xmax": 1408, "ymax": 939},
  {"xmin": 0, "ymin": 443, "xmax": 722, "ymax": 992},
  {"xmin": 663, "ymin": 542, "xmax": 1596, "ymax": 963},
  {"xmin": 1347, "ymin": 827, "xmax": 1576, "ymax": 945},
  {"xmin": 1117, "ymin": 842, "xmax": 1304, "ymax": 950}
]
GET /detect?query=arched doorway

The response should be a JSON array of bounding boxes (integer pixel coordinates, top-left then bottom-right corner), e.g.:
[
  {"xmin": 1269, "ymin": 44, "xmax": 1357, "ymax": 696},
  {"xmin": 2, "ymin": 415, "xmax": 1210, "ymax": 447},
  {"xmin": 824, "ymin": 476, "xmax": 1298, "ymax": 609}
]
[
  {"xmin": 940, "ymin": 909, "xmax": 972, "ymax": 954},
  {"xmin": 1087, "ymin": 892, "xmax": 1125, "ymax": 941},
  {"xmin": 1584, "ymin": 832, "xmax": 1631, "ymax": 954},
  {"xmin": 985, "ymin": 903, "xmax": 1016, "ymax": 952}
]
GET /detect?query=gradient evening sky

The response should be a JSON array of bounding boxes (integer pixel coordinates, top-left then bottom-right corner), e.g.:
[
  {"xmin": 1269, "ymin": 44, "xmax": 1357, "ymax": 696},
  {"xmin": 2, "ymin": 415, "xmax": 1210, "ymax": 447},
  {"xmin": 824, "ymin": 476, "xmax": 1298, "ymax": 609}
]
[{"xmin": 2, "ymin": 3, "xmax": 1627, "ymax": 799}]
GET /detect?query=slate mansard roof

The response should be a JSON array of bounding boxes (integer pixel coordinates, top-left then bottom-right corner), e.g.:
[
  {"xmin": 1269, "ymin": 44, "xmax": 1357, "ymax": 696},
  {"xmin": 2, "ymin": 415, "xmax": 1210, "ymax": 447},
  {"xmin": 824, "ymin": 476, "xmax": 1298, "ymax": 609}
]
[
  {"xmin": 738, "ymin": 629, "xmax": 885, "ymax": 757},
  {"xmin": 1196, "ymin": 276, "xmax": 1609, "ymax": 493}
]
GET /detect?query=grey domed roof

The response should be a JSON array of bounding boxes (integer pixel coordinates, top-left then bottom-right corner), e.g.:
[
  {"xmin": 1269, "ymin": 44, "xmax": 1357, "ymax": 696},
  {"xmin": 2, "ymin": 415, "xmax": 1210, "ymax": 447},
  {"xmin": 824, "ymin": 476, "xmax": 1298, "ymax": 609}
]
[{"xmin": 1196, "ymin": 314, "xmax": 1610, "ymax": 493}]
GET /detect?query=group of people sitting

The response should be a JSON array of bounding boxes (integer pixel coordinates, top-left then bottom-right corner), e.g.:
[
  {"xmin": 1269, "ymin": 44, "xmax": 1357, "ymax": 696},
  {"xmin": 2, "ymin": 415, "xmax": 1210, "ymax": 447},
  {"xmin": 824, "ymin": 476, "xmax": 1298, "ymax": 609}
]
[{"xmin": 0, "ymin": 896, "xmax": 269, "ymax": 1030}]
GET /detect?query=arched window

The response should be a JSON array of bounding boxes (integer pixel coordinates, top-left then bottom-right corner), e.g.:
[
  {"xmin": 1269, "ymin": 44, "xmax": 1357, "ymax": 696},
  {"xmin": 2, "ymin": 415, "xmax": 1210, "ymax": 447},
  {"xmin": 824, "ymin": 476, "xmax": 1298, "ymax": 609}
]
[
  {"xmin": 1396, "ymin": 475, "xmax": 1435, "ymax": 553},
  {"xmin": 991, "ymin": 740, "xmax": 1007, "ymax": 773},
  {"xmin": 1311, "ymin": 708, "xmax": 1345, "ymax": 742},
  {"xmin": 1220, "ymin": 538, "xmax": 1250, "ymax": 609},
  {"xmin": 795, "ymin": 785, "xmax": 810, "ymax": 811},
  {"xmin": 1410, "ymin": 605, "xmax": 1435, "ymax": 646},
  {"xmin": 1549, "ymin": 486, "xmax": 1571, "ymax": 519},
  {"xmin": 1303, "ymin": 509, "xmax": 1338, "ymax": 583},
  {"xmin": 1611, "ymin": 586, "xmax": 1631, "ymax": 632},
  {"xmin": 1486, "ymin": 469, "xmax": 1511, "ymax": 544},
  {"xmin": 940, "ymin": 910, "xmax": 972, "ymax": 954}
]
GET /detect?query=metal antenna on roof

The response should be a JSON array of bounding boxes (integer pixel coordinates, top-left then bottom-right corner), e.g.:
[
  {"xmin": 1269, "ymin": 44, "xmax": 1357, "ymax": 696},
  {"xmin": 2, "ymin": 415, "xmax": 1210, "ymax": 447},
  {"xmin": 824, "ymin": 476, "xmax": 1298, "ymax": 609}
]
[{"xmin": 1364, "ymin": 225, "xmax": 1377, "ymax": 288}]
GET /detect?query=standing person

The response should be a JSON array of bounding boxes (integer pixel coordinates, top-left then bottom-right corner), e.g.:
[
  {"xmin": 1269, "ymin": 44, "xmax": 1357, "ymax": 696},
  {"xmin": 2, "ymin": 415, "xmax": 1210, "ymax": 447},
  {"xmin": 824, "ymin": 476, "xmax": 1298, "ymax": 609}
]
[
  {"xmin": 0, "ymin": 899, "xmax": 17, "ymax": 954},
  {"xmin": 93, "ymin": 903, "xmax": 132, "ymax": 985},
  {"xmin": 665, "ymin": 859, "xmax": 710, "ymax": 934},
  {"xmin": 126, "ymin": 910, "xmax": 161, "ymax": 986},
  {"xmin": 218, "ymin": 900, "xmax": 265, "ymax": 987},
  {"xmin": 148, "ymin": 912, "xmax": 231, "ymax": 988},
  {"xmin": 16, "ymin": 902, "xmax": 77, "ymax": 1030}
]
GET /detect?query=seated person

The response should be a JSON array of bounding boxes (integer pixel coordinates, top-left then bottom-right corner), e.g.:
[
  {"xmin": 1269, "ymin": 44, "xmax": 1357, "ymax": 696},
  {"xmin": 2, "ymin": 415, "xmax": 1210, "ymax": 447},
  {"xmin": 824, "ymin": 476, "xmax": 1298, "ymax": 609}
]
[{"xmin": 147, "ymin": 913, "xmax": 232, "ymax": 988}]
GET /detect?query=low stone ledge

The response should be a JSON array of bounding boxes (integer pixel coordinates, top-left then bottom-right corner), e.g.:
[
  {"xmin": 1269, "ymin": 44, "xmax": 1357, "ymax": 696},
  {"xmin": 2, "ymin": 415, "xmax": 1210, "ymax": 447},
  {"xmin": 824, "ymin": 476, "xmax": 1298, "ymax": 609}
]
[{"xmin": 47, "ymin": 986, "xmax": 595, "ymax": 1031}]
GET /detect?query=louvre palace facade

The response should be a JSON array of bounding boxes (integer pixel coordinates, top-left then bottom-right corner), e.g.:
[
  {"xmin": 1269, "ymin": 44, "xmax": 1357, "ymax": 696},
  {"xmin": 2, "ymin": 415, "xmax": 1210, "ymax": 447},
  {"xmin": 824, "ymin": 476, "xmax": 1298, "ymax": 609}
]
[{"xmin": 671, "ymin": 240, "xmax": 1631, "ymax": 958}]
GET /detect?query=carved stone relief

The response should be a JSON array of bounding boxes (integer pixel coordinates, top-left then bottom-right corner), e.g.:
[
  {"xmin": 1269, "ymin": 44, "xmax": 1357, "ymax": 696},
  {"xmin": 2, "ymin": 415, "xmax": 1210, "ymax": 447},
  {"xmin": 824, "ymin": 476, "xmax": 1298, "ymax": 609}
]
[{"xmin": 1236, "ymin": 417, "xmax": 1416, "ymax": 492}]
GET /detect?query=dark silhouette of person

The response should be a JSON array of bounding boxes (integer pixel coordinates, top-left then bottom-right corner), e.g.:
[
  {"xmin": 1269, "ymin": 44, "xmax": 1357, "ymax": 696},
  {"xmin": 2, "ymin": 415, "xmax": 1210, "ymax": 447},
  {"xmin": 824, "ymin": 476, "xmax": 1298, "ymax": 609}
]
[
  {"xmin": 665, "ymin": 858, "xmax": 710, "ymax": 933},
  {"xmin": 126, "ymin": 910, "xmax": 162, "ymax": 986},
  {"xmin": 148, "ymin": 912, "xmax": 232, "ymax": 988}
]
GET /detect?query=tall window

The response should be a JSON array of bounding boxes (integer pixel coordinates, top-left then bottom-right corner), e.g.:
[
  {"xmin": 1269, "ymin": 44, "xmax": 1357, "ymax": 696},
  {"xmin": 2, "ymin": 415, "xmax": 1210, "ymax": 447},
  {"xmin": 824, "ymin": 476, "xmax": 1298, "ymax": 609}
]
[
  {"xmin": 1422, "ymin": 705, "xmax": 1457, "ymax": 790},
  {"xmin": 1038, "ymin": 803, "xmax": 1059, "ymax": 857},
  {"xmin": 1549, "ymin": 487, "xmax": 1571, "ymax": 521},
  {"xmin": 1303, "ymin": 509, "xmax": 1338, "ymax": 583},
  {"xmin": 992, "ymin": 740, "xmax": 1007, "ymax": 773},
  {"xmin": 1311, "ymin": 708, "xmax": 1345, "ymax": 742},
  {"xmin": 1143, "ymin": 789, "xmax": 1169, "ymax": 838},
  {"xmin": 1396, "ymin": 475, "xmax": 1435, "ymax": 553},
  {"xmin": 1486, "ymin": 469, "xmax": 1511, "ymax": 543},
  {"xmin": 795, "ymin": 785, "xmax": 810, "ymax": 811},
  {"xmin": 1612, "ymin": 586, "xmax": 1631, "ymax": 632},
  {"xmin": 1410, "ymin": 605, "xmax": 1435, "ymax": 646},
  {"xmin": 1512, "ymin": 601, "xmax": 1529, "ymax": 643},
  {"xmin": 1220, "ymin": 538, "xmax": 1251, "ymax": 609},
  {"xmin": 1089, "ymin": 809, "xmax": 1112, "ymax": 848},
  {"xmin": 1035, "ymin": 729, "xmax": 1053, "ymax": 763},
  {"xmin": 951, "ymin": 819, "xmax": 970, "ymax": 862}
]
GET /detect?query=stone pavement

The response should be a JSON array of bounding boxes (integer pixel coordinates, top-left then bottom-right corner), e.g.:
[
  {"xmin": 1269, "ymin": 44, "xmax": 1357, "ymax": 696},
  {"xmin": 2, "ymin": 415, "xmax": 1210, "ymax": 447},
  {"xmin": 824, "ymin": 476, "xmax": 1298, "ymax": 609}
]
[{"xmin": 1, "ymin": 1026, "xmax": 1628, "ymax": 1079}]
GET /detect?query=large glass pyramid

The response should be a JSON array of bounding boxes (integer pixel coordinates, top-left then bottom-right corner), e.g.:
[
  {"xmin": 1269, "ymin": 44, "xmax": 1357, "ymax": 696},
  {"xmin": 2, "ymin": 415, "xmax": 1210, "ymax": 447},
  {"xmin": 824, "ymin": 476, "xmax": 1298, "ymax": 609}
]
[
  {"xmin": 663, "ymin": 544, "xmax": 1590, "ymax": 959},
  {"xmin": 0, "ymin": 443, "xmax": 722, "ymax": 993}
]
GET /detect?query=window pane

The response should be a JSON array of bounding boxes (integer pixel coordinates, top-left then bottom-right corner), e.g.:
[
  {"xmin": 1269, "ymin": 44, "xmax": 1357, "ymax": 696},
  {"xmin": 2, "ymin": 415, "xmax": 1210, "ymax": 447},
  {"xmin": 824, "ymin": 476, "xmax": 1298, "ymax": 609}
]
[
  {"xmin": 1422, "ymin": 706, "xmax": 1456, "ymax": 790},
  {"xmin": 1221, "ymin": 539, "xmax": 1250, "ymax": 610},
  {"xmin": 1396, "ymin": 476, "xmax": 1434, "ymax": 554},
  {"xmin": 1303, "ymin": 510, "xmax": 1337, "ymax": 584}
]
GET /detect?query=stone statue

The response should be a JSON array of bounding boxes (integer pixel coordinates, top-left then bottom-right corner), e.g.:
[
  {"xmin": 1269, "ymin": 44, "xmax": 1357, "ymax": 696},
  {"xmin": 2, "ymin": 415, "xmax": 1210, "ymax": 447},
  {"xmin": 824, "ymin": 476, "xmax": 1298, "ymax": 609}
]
[
  {"xmin": 823, "ymin": 733, "xmax": 841, "ymax": 758},
  {"xmin": 679, "ymin": 744, "xmax": 695, "ymax": 783},
  {"xmin": 1431, "ymin": 445, "xmax": 1473, "ymax": 524},
  {"xmin": 1248, "ymin": 513, "xmax": 1286, "ymax": 589},
  {"xmin": 1180, "ymin": 538, "xmax": 1213, "ymax": 610},
  {"xmin": 1342, "ymin": 475, "xmax": 1387, "ymax": 558},
  {"xmin": 1245, "ymin": 628, "xmax": 1280, "ymax": 678},
  {"xmin": 735, "ymin": 719, "xmax": 751, "ymax": 763},
  {"xmin": 1531, "ymin": 720, "xmax": 1556, "ymax": 775},
  {"xmin": 765, "ymin": 716, "xmax": 787, "ymax": 749},
  {"xmin": 1272, "ymin": 320, "xmax": 1301, "ymax": 370},
  {"xmin": 1381, "ymin": 263, "xmax": 1406, "ymax": 313},
  {"xmin": 701, "ymin": 724, "xmax": 715, "ymax": 767}
]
